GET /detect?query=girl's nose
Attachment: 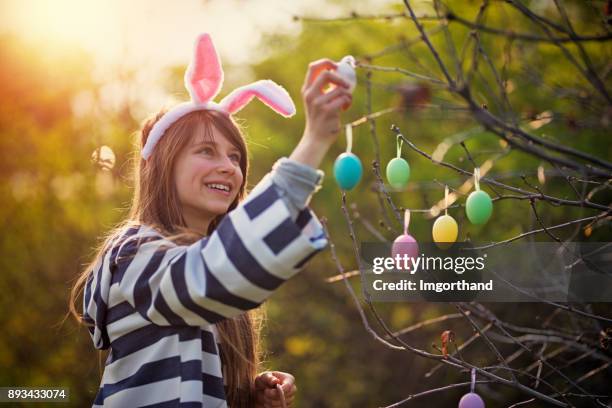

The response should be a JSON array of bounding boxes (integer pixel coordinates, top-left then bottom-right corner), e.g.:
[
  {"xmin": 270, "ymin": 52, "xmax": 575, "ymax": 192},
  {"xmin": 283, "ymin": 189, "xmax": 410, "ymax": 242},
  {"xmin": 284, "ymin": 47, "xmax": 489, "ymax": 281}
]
[{"xmin": 217, "ymin": 155, "xmax": 236, "ymax": 174}]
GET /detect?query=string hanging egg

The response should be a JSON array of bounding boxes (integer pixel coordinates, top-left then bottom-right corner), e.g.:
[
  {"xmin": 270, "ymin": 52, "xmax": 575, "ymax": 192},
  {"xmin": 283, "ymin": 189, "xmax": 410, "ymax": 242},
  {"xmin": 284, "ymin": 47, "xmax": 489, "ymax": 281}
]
[
  {"xmin": 432, "ymin": 185, "xmax": 458, "ymax": 248},
  {"xmin": 334, "ymin": 124, "xmax": 362, "ymax": 190},
  {"xmin": 391, "ymin": 210, "xmax": 419, "ymax": 272},
  {"xmin": 386, "ymin": 134, "xmax": 410, "ymax": 190},
  {"xmin": 458, "ymin": 369, "xmax": 485, "ymax": 408},
  {"xmin": 333, "ymin": 57, "xmax": 361, "ymax": 191},
  {"xmin": 465, "ymin": 168, "xmax": 492, "ymax": 225}
]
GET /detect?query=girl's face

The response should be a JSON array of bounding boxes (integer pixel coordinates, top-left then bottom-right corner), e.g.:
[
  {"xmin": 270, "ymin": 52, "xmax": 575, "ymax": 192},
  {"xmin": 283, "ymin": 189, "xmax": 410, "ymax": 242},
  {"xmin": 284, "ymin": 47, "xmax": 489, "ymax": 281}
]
[{"xmin": 173, "ymin": 125, "xmax": 244, "ymax": 232}]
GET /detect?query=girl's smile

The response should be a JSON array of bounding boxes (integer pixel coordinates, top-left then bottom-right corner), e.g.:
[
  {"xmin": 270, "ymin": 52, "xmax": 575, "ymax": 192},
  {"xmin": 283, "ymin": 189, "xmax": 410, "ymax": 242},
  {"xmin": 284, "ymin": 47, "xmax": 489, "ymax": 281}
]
[
  {"xmin": 204, "ymin": 181, "xmax": 233, "ymax": 196},
  {"xmin": 203, "ymin": 182, "xmax": 232, "ymax": 197}
]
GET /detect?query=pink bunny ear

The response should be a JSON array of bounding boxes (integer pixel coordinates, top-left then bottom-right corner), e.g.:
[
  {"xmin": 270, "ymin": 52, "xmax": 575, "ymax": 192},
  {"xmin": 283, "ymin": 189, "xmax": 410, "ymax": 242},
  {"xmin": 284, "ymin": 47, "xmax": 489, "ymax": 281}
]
[
  {"xmin": 184, "ymin": 33, "xmax": 224, "ymax": 103},
  {"xmin": 219, "ymin": 80, "xmax": 296, "ymax": 117}
]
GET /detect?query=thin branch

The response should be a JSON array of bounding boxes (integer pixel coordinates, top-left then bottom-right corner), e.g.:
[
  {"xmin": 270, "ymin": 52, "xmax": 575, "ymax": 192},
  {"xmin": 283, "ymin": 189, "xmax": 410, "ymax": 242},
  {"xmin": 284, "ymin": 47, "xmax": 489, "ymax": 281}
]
[
  {"xmin": 470, "ymin": 212, "xmax": 611, "ymax": 250},
  {"xmin": 446, "ymin": 11, "xmax": 612, "ymax": 43},
  {"xmin": 403, "ymin": 0, "xmax": 457, "ymax": 87},
  {"xmin": 506, "ymin": 0, "xmax": 612, "ymax": 104},
  {"xmin": 358, "ymin": 62, "xmax": 446, "ymax": 85}
]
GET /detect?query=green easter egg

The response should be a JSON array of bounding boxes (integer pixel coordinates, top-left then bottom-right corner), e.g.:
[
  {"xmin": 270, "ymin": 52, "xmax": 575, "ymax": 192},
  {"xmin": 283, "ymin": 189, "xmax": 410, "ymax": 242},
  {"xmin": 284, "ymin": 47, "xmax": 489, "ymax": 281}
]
[
  {"xmin": 386, "ymin": 157, "xmax": 410, "ymax": 189},
  {"xmin": 465, "ymin": 190, "xmax": 493, "ymax": 225}
]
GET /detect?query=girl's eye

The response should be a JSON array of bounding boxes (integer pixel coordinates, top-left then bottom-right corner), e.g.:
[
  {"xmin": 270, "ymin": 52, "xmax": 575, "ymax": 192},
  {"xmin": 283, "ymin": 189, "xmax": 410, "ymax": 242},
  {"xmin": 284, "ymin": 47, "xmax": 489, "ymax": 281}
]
[
  {"xmin": 199, "ymin": 147, "xmax": 214, "ymax": 156},
  {"xmin": 229, "ymin": 154, "xmax": 241, "ymax": 163}
]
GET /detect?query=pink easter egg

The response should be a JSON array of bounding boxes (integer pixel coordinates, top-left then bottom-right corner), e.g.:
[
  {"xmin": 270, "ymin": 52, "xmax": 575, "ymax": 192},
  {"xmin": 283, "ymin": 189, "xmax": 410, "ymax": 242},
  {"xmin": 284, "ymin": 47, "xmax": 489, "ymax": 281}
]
[
  {"xmin": 458, "ymin": 392, "xmax": 485, "ymax": 408},
  {"xmin": 391, "ymin": 234, "xmax": 419, "ymax": 271}
]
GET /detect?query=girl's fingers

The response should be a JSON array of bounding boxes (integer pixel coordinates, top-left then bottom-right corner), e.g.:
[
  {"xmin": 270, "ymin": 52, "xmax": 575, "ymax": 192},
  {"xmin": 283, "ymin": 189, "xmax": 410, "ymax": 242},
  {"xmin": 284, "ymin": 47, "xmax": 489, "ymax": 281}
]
[
  {"xmin": 325, "ymin": 94, "xmax": 352, "ymax": 112},
  {"xmin": 264, "ymin": 388, "xmax": 278, "ymax": 398},
  {"xmin": 280, "ymin": 382, "xmax": 297, "ymax": 397},
  {"xmin": 258, "ymin": 371, "xmax": 296, "ymax": 407},
  {"xmin": 271, "ymin": 371, "xmax": 295, "ymax": 386},
  {"xmin": 342, "ymin": 94, "xmax": 353, "ymax": 111},
  {"xmin": 308, "ymin": 70, "xmax": 350, "ymax": 97},
  {"xmin": 255, "ymin": 372, "xmax": 279, "ymax": 390},
  {"xmin": 263, "ymin": 387, "xmax": 286, "ymax": 399},
  {"xmin": 254, "ymin": 375, "xmax": 266, "ymax": 391},
  {"xmin": 314, "ymin": 86, "xmax": 352, "ymax": 106},
  {"xmin": 304, "ymin": 59, "xmax": 337, "ymax": 86},
  {"xmin": 263, "ymin": 384, "xmax": 297, "ymax": 399}
]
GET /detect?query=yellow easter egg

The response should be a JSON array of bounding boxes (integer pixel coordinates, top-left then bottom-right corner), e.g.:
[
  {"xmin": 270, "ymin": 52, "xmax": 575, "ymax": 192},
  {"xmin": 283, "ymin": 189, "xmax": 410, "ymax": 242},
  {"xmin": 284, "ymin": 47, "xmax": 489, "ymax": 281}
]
[{"xmin": 432, "ymin": 214, "xmax": 458, "ymax": 248}]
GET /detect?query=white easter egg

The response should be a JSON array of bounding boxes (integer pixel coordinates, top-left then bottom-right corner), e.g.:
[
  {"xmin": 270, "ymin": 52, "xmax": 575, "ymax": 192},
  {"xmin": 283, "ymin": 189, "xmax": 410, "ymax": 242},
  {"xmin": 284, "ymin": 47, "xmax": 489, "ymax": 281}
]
[{"xmin": 336, "ymin": 55, "xmax": 356, "ymax": 92}]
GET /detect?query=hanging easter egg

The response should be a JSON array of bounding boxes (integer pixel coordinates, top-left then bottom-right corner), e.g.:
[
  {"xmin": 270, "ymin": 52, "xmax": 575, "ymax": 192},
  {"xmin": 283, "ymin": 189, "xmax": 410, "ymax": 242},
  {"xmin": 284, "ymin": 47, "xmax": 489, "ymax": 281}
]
[
  {"xmin": 386, "ymin": 157, "xmax": 410, "ymax": 189},
  {"xmin": 334, "ymin": 124, "xmax": 362, "ymax": 190},
  {"xmin": 433, "ymin": 214, "xmax": 458, "ymax": 247},
  {"xmin": 386, "ymin": 134, "xmax": 410, "ymax": 190},
  {"xmin": 433, "ymin": 185, "xmax": 458, "ymax": 248},
  {"xmin": 392, "ymin": 233, "xmax": 419, "ymax": 260},
  {"xmin": 391, "ymin": 210, "xmax": 419, "ymax": 272},
  {"xmin": 465, "ymin": 168, "xmax": 492, "ymax": 225},
  {"xmin": 466, "ymin": 190, "xmax": 492, "ymax": 225},
  {"xmin": 334, "ymin": 152, "xmax": 362, "ymax": 190},
  {"xmin": 458, "ymin": 392, "xmax": 485, "ymax": 408},
  {"xmin": 459, "ymin": 368, "xmax": 485, "ymax": 408},
  {"xmin": 336, "ymin": 56, "xmax": 356, "ymax": 92}
]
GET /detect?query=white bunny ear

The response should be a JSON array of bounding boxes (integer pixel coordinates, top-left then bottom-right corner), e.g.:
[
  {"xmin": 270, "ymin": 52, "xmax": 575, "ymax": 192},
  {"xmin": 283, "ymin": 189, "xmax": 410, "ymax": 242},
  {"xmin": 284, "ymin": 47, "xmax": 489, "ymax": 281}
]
[
  {"xmin": 184, "ymin": 33, "xmax": 224, "ymax": 104},
  {"xmin": 219, "ymin": 80, "xmax": 296, "ymax": 117}
]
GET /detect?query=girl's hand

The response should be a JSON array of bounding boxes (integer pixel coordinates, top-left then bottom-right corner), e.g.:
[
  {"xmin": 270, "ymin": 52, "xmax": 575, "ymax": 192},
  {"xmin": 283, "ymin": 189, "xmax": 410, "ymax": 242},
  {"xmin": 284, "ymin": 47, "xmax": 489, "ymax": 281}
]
[
  {"xmin": 289, "ymin": 59, "xmax": 353, "ymax": 169},
  {"xmin": 302, "ymin": 59, "xmax": 353, "ymax": 145},
  {"xmin": 254, "ymin": 371, "xmax": 297, "ymax": 408}
]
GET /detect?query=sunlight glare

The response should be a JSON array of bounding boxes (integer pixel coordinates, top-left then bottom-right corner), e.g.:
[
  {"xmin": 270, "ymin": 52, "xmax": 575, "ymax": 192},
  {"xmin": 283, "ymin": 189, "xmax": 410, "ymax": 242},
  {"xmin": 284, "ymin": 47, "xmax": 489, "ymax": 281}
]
[{"xmin": 7, "ymin": 0, "xmax": 115, "ymax": 55}]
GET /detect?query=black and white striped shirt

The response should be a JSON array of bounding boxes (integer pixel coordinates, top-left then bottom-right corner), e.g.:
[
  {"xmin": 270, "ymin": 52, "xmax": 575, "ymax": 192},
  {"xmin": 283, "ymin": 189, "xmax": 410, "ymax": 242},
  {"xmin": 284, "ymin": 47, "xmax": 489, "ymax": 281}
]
[{"xmin": 83, "ymin": 169, "xmax": 327, "ymax": 407}]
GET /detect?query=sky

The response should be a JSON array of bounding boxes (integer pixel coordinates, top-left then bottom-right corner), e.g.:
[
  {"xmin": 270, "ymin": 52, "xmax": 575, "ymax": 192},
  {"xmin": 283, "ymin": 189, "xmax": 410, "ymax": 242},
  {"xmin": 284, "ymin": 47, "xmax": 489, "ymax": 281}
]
[
  {"xmin": 1, "ymin": 0, "xmax": 395, "ymax": 114},
  {"xmin": 0, "ymin": 0, "xmax": 403, "ymax": 68}
]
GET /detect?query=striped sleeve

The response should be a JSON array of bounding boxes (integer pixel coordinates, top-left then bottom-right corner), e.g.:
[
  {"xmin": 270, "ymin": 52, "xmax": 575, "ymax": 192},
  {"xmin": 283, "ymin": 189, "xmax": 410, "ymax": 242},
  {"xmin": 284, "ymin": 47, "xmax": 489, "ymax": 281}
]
[{"xmin": 114, "ymin": 174, "xmax": 327, "ymax": 327}]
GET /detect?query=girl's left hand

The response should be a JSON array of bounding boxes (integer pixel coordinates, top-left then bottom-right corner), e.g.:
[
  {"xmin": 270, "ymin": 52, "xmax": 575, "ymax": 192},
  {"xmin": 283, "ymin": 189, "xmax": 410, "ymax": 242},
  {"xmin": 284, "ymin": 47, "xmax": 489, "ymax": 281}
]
[{"xmin": 254, "ymin": 371, "xmax": 297, "ymax": 407}]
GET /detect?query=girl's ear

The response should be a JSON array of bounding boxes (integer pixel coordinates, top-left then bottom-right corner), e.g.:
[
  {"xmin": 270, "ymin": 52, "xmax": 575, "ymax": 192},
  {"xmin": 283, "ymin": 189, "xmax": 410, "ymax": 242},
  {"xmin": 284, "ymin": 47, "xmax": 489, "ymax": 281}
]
[
  {"xmin": 219, "ymin": 80, "xmax": 296, "ymax": 117},
  {"xmin": 184, "ymin": 33, "xmax": 224, "ymax": 104}
]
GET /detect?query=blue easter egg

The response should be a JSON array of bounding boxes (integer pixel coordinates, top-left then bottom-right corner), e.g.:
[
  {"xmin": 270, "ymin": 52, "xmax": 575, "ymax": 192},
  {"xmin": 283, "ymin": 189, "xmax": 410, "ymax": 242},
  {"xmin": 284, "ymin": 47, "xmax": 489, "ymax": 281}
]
[{"xmin": 334, "ymin": 152, "xmax": 362, "ymax": 190}]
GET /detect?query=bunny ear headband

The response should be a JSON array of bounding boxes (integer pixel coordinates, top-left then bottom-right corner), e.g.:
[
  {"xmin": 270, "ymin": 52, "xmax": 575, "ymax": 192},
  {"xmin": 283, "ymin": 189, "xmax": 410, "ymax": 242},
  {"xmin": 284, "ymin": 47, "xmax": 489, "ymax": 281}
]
[{"xmin": 141, "ymin": 33, "xmax": 296, "ymax": 160}]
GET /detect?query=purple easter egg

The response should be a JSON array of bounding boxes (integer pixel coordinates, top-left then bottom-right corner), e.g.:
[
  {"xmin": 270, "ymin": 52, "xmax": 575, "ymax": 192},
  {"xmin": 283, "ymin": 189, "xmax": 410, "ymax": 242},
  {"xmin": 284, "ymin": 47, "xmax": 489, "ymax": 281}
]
[
  {"xmin": 458, "ymin": 392, "xmax": 485, "ymax": 408},
  {"xmin": 391, "ymin": 234, "xmax": 419, "ymax": 271}
]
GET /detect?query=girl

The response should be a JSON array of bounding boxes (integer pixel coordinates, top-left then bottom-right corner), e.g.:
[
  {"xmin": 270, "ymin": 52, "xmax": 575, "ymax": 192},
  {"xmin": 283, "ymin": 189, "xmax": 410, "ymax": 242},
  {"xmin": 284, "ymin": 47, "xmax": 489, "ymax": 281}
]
[{"xmin": 69, "ymin": 33, "xmax": 352, "ymax": 407}]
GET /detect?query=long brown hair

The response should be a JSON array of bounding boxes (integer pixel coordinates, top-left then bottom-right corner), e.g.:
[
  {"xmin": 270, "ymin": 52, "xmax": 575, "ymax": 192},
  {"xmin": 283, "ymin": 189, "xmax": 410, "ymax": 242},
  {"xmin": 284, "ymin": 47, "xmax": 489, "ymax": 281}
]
[{"xmin": 69, "ymin": 109, "xmax": 262, "ymax": 407}]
